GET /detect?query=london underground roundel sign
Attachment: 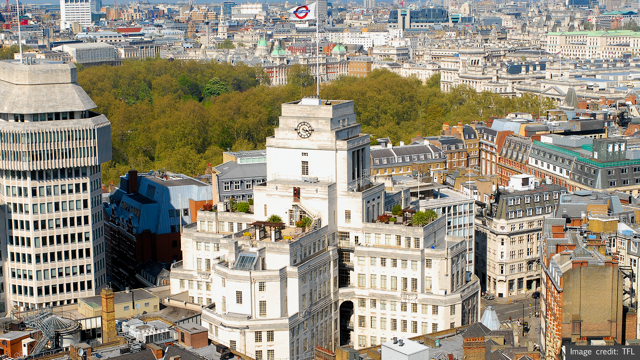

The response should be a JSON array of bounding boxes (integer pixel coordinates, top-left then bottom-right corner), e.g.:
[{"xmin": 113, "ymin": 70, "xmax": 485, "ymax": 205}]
[{"xmin": 293, "ymin": 6, "xmax": 311, "ymax": 19}]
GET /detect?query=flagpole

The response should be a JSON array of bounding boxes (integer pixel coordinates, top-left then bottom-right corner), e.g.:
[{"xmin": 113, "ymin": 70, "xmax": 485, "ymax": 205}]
[
  {"xmin": 17, "ymin": 0, "xmax": 22, "ymax": 61},
  {"xmin": 316, "ymin": 25, "xmax": 319, "ymax": 97}
]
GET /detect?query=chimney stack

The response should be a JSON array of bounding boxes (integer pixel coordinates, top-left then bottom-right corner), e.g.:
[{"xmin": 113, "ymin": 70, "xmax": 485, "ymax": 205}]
[{"xmin": 128, "ymin": 170, "xmax": 139, "ymax": 194}]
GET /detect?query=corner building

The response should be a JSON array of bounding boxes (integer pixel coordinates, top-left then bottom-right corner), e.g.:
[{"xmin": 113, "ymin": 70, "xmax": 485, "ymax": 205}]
[
  {"xmin": 0, "ymin": 60, "xmax": 112, "ymax": 312},
  {"xmin": 171, "ymin": 99, "xmax": 480, "ymax": 359}
]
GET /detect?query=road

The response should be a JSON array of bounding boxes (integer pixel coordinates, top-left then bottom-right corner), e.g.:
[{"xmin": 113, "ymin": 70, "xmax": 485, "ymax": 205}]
[{"xmin": 481, "ymin": 296, "xmax": 540, "ymax": 322}]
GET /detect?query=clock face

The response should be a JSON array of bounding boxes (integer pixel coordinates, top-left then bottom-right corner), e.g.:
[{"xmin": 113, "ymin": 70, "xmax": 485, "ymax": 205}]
[{"xmin": 296, "ymin": 122, "xmax": 314, "ymax": 138}]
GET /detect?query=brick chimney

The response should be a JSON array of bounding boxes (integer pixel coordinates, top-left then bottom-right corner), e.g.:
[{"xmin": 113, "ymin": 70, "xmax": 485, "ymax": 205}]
[
  {"xmin": 128, "ymin": 170, "xmax": 138, "ymax": 194},
  {"xmin": 463, "ymin": 337, "xmax": 487, "ymax": 360}
]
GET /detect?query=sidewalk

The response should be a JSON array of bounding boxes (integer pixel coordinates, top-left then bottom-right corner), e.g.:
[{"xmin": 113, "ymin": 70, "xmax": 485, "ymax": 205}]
[{"xmin": 491, "ymin": 290, "xmax": 536, "ymax": 305}]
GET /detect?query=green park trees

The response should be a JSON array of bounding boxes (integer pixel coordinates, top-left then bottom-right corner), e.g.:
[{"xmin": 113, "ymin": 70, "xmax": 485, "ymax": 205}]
[{"xmin": 77, "ymin": 59, "xmax": 554, "ymax": 185}]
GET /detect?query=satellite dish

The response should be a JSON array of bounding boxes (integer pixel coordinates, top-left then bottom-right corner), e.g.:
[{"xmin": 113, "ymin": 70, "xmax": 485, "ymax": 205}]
[
  {"xmin": 136, "ymin": 304, "xmax": 141, "ymax": 310},
  {"xmin": 78, "ymin": 349, "xmax": 85, "ymax": 356}
]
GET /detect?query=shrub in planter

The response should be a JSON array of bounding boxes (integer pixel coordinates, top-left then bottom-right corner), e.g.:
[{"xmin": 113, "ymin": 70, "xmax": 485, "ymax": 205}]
[{"xmin": 237, "ymin": 202, "xmax": 250, "ymax": 213}]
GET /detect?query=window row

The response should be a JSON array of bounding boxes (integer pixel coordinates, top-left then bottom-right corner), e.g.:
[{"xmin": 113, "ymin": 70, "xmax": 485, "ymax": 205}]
[
  {"xmin": 11, "ymin": 216, "xmax": 92, "ymax": 231},
  {"xmin": 357, "ymin": 274, "xmax": 421, "ymax": 292},
  {"xmin": 7, "ymin": 200, "xmax": 89, "ymax": 216},
  {"xmin": 222, "ymin": 179, "xmax": 265, "ymax": 191},
  {"xmin": 12, "ymin": 280, "xmax": 93, "ymax": 297},
  {"xmin": 0, "ymin": 167, "xmax": 96, "ymax": 182},
  {"xmin": 0, "ymin": 127, "xmax": 95, "ymax": 143},
  {"xmin": 5, "ymin": 183, "xmax": 88, "ymax": 199},
  {"xmin": 195, "ymin": 241, "xmax": 220, "ymax": 252},
  {"xmin": 361, "ymin": 234, "xmax": 422, "ymax": 248},
  {"xmin": 8, "ymin": 233, "xmax": 90, "ymax": 248},
  {"xmin": 357, "ymin": 316, "xmax": 447, "ymax": 334},
  {"xmin": 10, "ymin": 248, "xmax": 91, "ymax": 263},
  {"xmin": 507, "ymin": 206, "xmax": 553, "ymax": 219},
  {"xmin": 506, "ymin": 192, "xmax": 558, "ymax": 206},
  {"xmin": 357, "ymin": 257, "xmax": 421, "ymax": 270},
  {"xmin": 1, "ymin": 146, "xmax": 97, "ymax": 163},
  {"xmin": 3, "ymin": 111, "xmax": 92, "ymax": 123},
  {"xmin": 11, "ymin": 264, "xmax": 92, "ymax": 280}
]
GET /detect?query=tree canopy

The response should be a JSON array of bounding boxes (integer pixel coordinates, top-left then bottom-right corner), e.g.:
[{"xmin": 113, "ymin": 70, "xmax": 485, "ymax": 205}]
[
  {"xmin": 0, "ymin": 45, "xmax": 19, "ymax": 60},
  {"xmin": 217, "ymin": 39, "xmax": 235, "ymax": 49},
  {"xmin": 77, "ymin": 59, "xmax": 554, "ymax": 185}
]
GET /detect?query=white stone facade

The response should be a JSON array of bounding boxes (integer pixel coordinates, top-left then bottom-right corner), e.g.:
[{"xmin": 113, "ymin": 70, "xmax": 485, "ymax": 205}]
[
  {"xmin": 0, "ymin": 60, "xmax": 112, "ymax": 312},
  {"xmin": 60, "ymin": 0, "xmax": 92, "ymax": 30},
  {"xmin": 170, "ymin": 99, "xmax": 480, "ymax": 359}
]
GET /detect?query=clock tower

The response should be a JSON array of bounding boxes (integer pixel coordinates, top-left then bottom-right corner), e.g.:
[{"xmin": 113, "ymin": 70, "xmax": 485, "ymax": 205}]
[{"xmin": 253, "ymin": 97, "xmax": 385, "ymax": 231}]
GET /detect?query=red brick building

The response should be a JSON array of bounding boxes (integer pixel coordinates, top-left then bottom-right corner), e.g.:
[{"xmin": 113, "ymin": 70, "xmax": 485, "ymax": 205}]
[
  {"xmin": 176, "ymin": 324, "xmax": 209, "ymax": 349},
  {"xmin": 541, "ymin": 221, "xmax": 634, "ymax": 359}
]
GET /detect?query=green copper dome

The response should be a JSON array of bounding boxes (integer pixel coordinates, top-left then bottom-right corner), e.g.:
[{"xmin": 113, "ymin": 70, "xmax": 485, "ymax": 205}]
[
  {"xmin": 257, "ymin": 37, "xmax": 268, "ymax": 48},
  {"xmin": 332, "ymin": 43, "xmax": 347, "ymax": 54},
  {"xmin": 271, "ymin": 45, "xmax": 286, "ymax": 56}
]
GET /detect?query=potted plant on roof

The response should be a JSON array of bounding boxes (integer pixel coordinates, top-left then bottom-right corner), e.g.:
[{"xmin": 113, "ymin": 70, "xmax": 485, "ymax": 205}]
[
  {"xmin": 296, "ymin": 217, "xmax": 312, "ymax": 232},
  {"xmin": 377, "ymin": 214, "xmax": 390, "ymax": 224}
]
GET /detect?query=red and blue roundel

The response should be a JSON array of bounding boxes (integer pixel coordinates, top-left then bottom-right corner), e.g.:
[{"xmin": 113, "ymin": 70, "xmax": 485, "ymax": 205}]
[{"xmin": 293, "ymin": 6, "xmax": 311, "ymax": 19}]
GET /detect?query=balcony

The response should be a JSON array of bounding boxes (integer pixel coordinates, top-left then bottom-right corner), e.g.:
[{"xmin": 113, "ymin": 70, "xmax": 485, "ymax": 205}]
[
  {"xmin": 347, "ymin": 177, "xmax": 375, "ymax": 192},
  {"xmin": 338, "ymin": 241, "xmax": 355, "ymax": 250}
]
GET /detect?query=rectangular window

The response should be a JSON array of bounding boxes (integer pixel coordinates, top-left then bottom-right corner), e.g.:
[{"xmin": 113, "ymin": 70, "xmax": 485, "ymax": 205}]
[
  {"xmin": 259, "ymin": 300, "xmax": 266, "ymax": 317},
  {"xmin": 236, "ymin": 291, "xmax": 242, "ymax": 304},
  {"xmin": 345, "ymin": 210, "xmax": 351, "ymax": 223},
  {"xmin": 301, "ymin": 161, "xmax": 309, "ymax": 176}
]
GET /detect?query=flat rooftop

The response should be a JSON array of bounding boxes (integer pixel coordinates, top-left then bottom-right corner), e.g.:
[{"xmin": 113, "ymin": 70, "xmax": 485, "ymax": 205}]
[
  {"xmin": 81, "ymin": 288, "xmax": 157, "ymax": 307},
  {"xmin": 142, "ymin": 174, "xmax": 209, "ymax": 188}
]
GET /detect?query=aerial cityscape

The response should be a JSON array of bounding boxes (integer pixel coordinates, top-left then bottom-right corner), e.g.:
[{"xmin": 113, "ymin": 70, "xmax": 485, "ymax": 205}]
[{"xmin": 0, "ymin": 0, "xmax": 640, "ymax": 360}]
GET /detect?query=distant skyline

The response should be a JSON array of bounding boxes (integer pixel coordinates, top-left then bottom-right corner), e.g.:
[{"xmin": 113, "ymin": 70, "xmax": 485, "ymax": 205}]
[
  {"xmin": 19, "ymin": 0, "xmax": 395, "ymax": 5},
  {"xmin": 18, "ymin": 0, "xmax": 347, "ymax": 4}
]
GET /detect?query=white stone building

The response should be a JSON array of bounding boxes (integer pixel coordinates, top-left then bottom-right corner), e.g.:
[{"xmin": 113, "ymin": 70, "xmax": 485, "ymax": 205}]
[
  {"xmin": 60, "ymin": 0, "xmax": 92, "ymax": 30},
  {"xmin": 0, "ymin": 59, "xmax": 112, "ymax": 311},
  {"xmin": 475, "ymin": 175, "xmax": 565, "ymax": 299},
  {"xmin": 170, "ymin": 98, "xmax": 480, "ymax": 359}
]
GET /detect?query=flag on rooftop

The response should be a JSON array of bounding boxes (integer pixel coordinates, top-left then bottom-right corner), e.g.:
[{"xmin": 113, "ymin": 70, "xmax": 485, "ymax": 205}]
[{"xmin": 289, "ymin": 3, "xmax": 316, "ymax": 21}]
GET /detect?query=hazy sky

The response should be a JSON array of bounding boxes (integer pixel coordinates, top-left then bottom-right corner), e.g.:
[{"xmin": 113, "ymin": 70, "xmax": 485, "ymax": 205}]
[{"xmin": 18, "ymin": 0, "xmax": 328, "ymax": 4}]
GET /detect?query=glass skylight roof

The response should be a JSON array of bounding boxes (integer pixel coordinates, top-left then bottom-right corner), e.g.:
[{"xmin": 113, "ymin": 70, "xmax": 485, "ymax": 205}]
[{"xmin": 234, "ymin": 253, "xmax": 257, "ymax": 271}]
